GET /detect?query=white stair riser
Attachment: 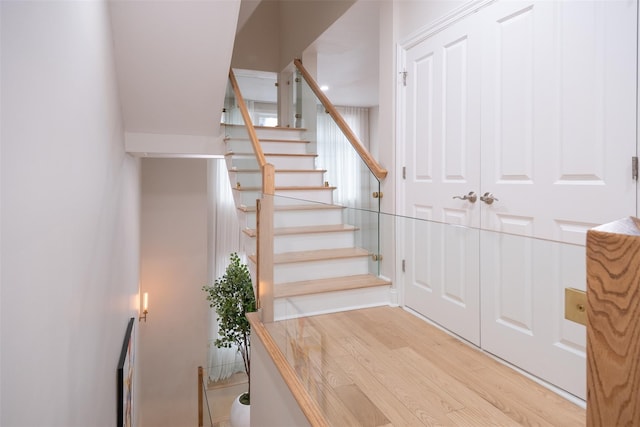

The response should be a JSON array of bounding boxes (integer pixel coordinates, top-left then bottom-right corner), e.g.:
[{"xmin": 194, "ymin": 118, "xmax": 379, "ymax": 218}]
[
  {"xmin": 227, "ymin": 154, "xmax": 316, "ymax": 170},
  {"xmin": 254, "ymin": 128, "xmax": 304, "ymax": 140},
  {"xmin": 227, "ymin": 157, "xmax": 262, "ymax": 170},
  {"xmin": 273, "ymin": 286, "xmax": 391, "ymax": 321},
  {"xmin": 223, "ymin": 125, "xmax": 304, "ymax": 141},
  {"xmin": 240, "ymin": 233, "xmax": 256, "ymax": 258},
  {"xmin": 229, "ymin": 171, "xmax": 325, "ymax": 188},
  {"xmin": 274, "ymin": 257, "xmax": 369, "ymax": 283},
  {"xmin": 276, "ymin": 172, "xmax": 324, "ymax": 187},
  {"xmin": 265, "ymin": 155, "xmax": 315, "ymax": 170},
  {"xmin": 226, "ymin": 139, "xmax": 309, "ymax": 155},
  {"xmin": 236, "ymin": 189, "xmax": 333, "ymax": 206},
  {"xmin": 228, "ymin": 171, "xmax": 261, "ymax": 188},
  {"xmin": 242, "ymin": 209, "xmax": 344, "ymax": 229},
  {"xmin": 233, "ymin": 190, "xmax": 260, "ymax": 208},
  {"xmin": 275, "ymin": 189, "xmax": 333, "ymax": 204},
  {"xmin": 274, "ymin": 231, "xmax": 355, "ymax": 253}
]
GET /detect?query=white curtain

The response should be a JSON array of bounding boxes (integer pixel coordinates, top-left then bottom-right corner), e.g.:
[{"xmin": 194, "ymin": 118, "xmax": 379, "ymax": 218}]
[
  {"xmin": 207, "ymin": 159, "xmax": 246, "ymax": 382},
  {"xmin": 316, "ymin": 106, "xmax": 378, "ymax": 256},
  {"xmin": 316, "ymin": 105, "xmax": 372, "ymax": 208}
]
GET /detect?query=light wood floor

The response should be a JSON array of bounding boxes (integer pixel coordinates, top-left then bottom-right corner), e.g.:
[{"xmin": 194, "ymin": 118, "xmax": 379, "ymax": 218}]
[{"xmin": 264, "ymin": 306, "xmax": 585, "ymax": 426}]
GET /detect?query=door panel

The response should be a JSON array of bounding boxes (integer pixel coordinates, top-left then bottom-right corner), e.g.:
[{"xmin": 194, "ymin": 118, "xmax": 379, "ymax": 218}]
[
  {"xmin": 402, "ymin": 0, "xmax": 637, "ymax": 401},
  {"xmin": 481, "ymin": 0, "xmax": 637, "ymax": 240},
  {"xmin": 404, "ymin": 16, "xmax": 481, "ymax": 346},
  {"xmin": 479, "ymin": 0, "xmax": 637, "ymax": 400}
]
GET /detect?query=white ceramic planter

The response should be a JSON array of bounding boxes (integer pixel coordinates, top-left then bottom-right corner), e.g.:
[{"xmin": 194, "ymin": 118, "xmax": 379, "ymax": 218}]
[{"xmin": 229, "ymin": 393, "xmax": 250, "ymax": 427}]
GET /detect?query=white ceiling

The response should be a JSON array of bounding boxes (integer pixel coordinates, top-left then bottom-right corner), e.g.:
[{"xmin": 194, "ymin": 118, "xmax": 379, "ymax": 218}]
[
  {"xmin": 110, "ymin": 0, "xmax": 240, "ymax": 137},
  {"xmin": 234, "ymin": 0, "xmax": 380, "ymax": 108},
  {"xmin": 311, "ymin": 0, "xmax": 380, "ymax": 107}
]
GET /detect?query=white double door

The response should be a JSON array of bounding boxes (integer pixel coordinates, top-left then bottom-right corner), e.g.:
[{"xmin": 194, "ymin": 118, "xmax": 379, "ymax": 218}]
[{"xmin": 401, "ymin": 0, "xmax": 637, "ymax": 400}]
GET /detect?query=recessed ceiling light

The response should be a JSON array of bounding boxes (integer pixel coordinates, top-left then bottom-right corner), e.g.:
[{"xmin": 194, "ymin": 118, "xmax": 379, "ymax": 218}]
[{"xmin": 320, "ymin": 85, "xmax": 329, "ymax": 92}]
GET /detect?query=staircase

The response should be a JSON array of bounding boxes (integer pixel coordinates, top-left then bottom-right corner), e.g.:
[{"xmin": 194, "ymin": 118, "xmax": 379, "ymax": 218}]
[{"xmin": 224, "ymin": 124, "xmax": 391, "ymax": 320}]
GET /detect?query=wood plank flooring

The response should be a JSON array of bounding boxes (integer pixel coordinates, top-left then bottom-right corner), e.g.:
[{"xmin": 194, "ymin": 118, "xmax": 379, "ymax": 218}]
[{"xmin": 263, "ymin": 306, "xmax": 585, "ymax": 427}]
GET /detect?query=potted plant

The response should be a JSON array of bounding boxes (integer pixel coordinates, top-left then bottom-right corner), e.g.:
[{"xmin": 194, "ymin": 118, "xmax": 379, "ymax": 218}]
[{"xmin": 203, "ymin": 252, "xmax": 256, "ymax": 426}]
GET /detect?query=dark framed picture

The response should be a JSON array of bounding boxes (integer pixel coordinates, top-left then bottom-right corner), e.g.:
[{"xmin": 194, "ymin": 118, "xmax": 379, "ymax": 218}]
[{"xmin": 117, "ymin": 317, "xmax": 135, "ymax": 427}]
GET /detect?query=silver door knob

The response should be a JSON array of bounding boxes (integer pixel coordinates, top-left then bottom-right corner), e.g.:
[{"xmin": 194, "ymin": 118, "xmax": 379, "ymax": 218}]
[
  {"xmin": 480, "ymin": 192, "xmax": 499, "ymax": 205},
  {"xmin": 452, "ymin": 191, "xmax": 477, "ymax": 203}
]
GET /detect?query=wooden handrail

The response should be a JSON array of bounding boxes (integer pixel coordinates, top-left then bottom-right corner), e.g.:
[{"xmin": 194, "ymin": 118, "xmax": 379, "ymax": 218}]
[
  {"xmin": 228, "ymin": 69, "xmax": 267, "ymax": 168},
  {"xmin": 293, "ymin": 58, "xmax": 387, "ymax": 181},
  {"xmin": 247, "ymin": 312, "xmax": 330, "ymax": 427}
]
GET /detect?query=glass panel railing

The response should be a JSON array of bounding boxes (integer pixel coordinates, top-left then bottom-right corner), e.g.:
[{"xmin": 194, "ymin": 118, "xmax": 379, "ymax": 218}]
[
  {"xmin": 222, "ymin": 77, "xmax": 243, "ymax": 126},
  {"xmin": 291, "ymin": 66, "xmax": 382, "ymax": 277},
  {"xmin": 232, "ymin": 69, "xmax": 278, "ymax": 127},
  {"xmin": 198, "ymin": 362, "xmax": 249, "ymax": 427},
  {"xmin": 223, "ymin": 71, "xmax": 279, "ymax": 127},
  {"xmin": 222, "ymin": 71, "xmax": 264, "ymax": 209},
  {"xmin": 249, "ymin": 193, "xmax": 382, "ymax": 322},
  {"xmin": 258, "ymin": 211, "xmax": 588, "ymax": 424},
  {"xmin": 293, "ymin": 68, "xmax": 381, "ymax": 212}
]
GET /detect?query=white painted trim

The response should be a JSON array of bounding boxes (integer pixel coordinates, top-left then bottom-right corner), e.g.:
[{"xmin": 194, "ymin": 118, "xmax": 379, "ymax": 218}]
[
  {"xmin": 388, "ymin": 286, "xmax": 399, "ymax": 307},
  {"xmin": 395, "ymin": 40, "xmax": 407, "ymax": 309},
  {"xmin": 399, "ymin": 0, "xmax": 495, "ymax": 50},
  {"xmin": 274, "ymin": 286, "xmax": 391, "ymax": 320},
  {"xmin": 125, "ymin": 132, "xmax": 226, "ymax": 157}
]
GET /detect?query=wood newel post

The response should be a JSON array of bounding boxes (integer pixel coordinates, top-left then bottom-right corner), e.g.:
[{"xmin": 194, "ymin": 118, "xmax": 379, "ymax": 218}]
[
  {"xmin": 586, "ymin": 217, "xmax": 640, "ymax": 426},
  {"xmin": 258, "ymin": 163, "xmax": 275, "ymax": 323},
  {"xmin": 198, "ymin": 366, "xmax": 203, "ymax": 427}
]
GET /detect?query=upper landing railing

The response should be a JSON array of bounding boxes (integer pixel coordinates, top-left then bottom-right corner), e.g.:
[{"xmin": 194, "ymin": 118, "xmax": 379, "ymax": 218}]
[{"xmin": 293, "ymin": 58, "xmax": 387, "ymax": 181}]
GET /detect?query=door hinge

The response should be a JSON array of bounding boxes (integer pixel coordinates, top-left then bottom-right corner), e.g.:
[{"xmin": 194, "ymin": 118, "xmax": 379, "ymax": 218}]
[
  {"xmin": 402, "ymin": 166, "xmax": 406, "ymax": 180},
  {"xmin": 633, "ymin": 156, "xmax": 638, "ymax": 180},
  {"xmin": 400, "ymin": 70, "xmax": 407, "ymax": 87},
  {"xmin": 402, "ymin": 259, "xmax": 406, "ymax": 272}
]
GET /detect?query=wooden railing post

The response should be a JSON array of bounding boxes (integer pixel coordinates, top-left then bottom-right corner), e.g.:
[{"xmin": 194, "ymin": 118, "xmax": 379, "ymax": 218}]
[
  {"xmin": 586, "ymin": 217, "xmax": 640, "ymax": 426},
  {"xmin": 257, "ymin": 164, "xmax": 275, "ymax": 323},
  {"xmin": 197, "ymin": 366, "xmax": 203, "ymax": 427}
]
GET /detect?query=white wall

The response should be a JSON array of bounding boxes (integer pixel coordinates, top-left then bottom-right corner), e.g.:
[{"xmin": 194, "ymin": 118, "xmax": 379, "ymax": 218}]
[
  {"xmin": 139, "ymin": 158, "xmax": 208, "ymax": 427},
  {"xmin": 1, "ymin": 2, "xmax": 141, "ymax": 426},
  {"xmin": 395, "ymin": 0, "xmax": 467, "ymax": 41}
]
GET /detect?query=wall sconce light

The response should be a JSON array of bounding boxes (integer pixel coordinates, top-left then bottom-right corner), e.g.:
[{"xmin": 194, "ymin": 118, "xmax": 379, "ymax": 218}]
[{"xmin": 139, "ymin": 292, "xmax": 149, "ymax": 322}]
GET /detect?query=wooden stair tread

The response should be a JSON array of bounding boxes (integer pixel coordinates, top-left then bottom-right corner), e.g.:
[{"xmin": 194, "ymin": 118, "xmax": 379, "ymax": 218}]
[
  {"xmin": 274, "ymin": 274, "xmax": 391, "ymax": 298},
  {"xmin": 225, "ymin": 137, "xmax": 310, "ymax": 143},
  {"xmin": 232, "ymin": 186, "xmax": 337, "ymax": 192},
  {"xmin": 275, "ymin": 248, "xmax": 370, "ymax": 264},
  {"xmin": 255, "ymin": 125, "xmax": 308, "ymax": 132},
  {"xmin": 225, "ymin": 151, "xmax": 317, "ymax": 158},
  {"xmin": 223, "ymin": 124, "xmax": 307, "ymax": 132},
  {"xmin": 238, "ymin": 203, "xmax": 344, "ymax": 213},
  {"xmin": 242, "ymin": 224, "xmax": 357, "ymax": 238},
  {"xmin": 228, "ymin": 169, "xmax": 327, "ymax": 173}
]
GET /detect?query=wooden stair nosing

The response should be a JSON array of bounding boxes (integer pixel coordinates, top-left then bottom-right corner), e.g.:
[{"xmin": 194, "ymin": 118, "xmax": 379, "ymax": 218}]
[
  {"xmin": 232, "ymin": 186, "xmax": 337, "ymax": 192},
  {"xmin": 225, "ymin": 151, "xmax": 317, "ymax": 158},
  {"xmin": 249, "ymin": 247, "xmax": 370, "ymax": 265},
  {"xmin": 223, "ymin": 124, "xmax": 307, "ymax": 131},
  {"xmin": 238, "ymin": 203, "xmax": 345, "ymax": 213},
  {"xmin": 274, "ymin": 274, "xmax": 391, "ymax": 298},
  {"xmin": 224, "ymin": 137, "xmax": 310, "ymax": 144},
  {"xmin": 242, "ymin": 224, "xmax": 358, "ymax": 238},
  {"xmin": 228, "ymin": 169, "xmax": 327, "ymax": 174}
]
